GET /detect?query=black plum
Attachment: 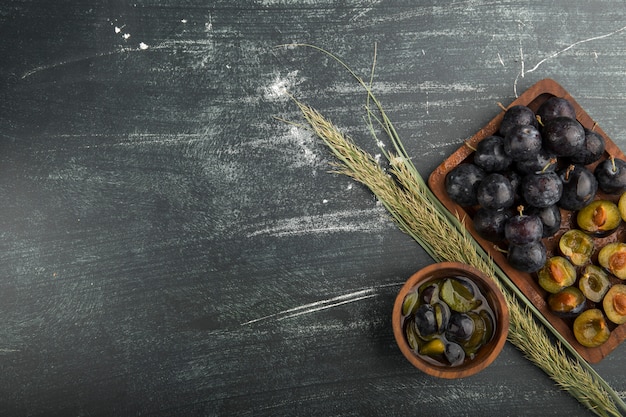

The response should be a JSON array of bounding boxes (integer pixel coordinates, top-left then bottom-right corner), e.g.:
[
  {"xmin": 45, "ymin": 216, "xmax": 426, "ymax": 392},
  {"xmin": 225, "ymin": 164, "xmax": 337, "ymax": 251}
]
[
  {"xmin": 536, "ymin": 97, "xmax": 577, "ymax": 124},
  {"xmin": 473, "ymin": 207, "xmax": 512, "ymax": 242},
  {"xmin": 527, "ymin": 205, "xmax": 562, "ymax": 237},
  {"xmin": 521, "ymin": 170, "xmax": 563, "ymax": 208},
  {"xmin": 503, "ymin": 124, "xmax": 543, "ymax": 161},
  {"xmin": 595, "ymin": 157, "xmax": 626, "ymax": 194},
  {"xmin": 558, "ymin": 164, "xmax": 598, "ymax": 210},
  {"xmin": 414, "ymin": 304, "xmax": 438, "ymax": 338},
  {"xmin": 515, "ymin": 149, "xmax": 557, "ymax": 175},
  {"xmin": 473, "ymin": 135, "xmax": 512, "ymax": 172},
  {"xmin": 476, "ymin": 173, "xmax": 515, "ymax": 210},
  {"xmin": 445, "ymin": 163, "xmax": 486, "ymax": 206},
  {"xmin": 542, "ymin": 117, "xmax": 585, "ymax": 157},
  {"xmin": 499, "ymin": 105, "xmax": 539, "ymax": 138},
  {"xmin": 507, "ymin": 241, "xmax": 547, "ymax": 273},
  {"xmin": 446, "ymin": 313, "xmax": 475, "ymax": 343},
  {"xmin": 444, "ymin": 342, "xmax": 466, "ymax": 366},
  {"xmin": 505, "ymin": 206, "xmax": 543, "ymax": 245},
  {"xmin": 501, "ymin": 169, "xmax": 522, "ymax": 201},
  {"xmin": 570, "ymin": 128, "xmax": 606, "ymax": 165}
]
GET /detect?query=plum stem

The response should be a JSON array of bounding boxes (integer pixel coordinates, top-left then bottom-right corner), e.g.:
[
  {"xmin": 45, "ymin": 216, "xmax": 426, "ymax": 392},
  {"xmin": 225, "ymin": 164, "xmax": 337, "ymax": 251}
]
[
  {"xmin": 541, "ymin": 158, "xmax": 558, "ymax": 174},
  {"xmin": 464, "ymin": 141, "xmax": 477, "ymax": 152},
  {"xmin": 610, "ymin": 155, "xmax": 617, "ymax": 173},
  {"xmin": 536, "ymin": 114, "xmax": 544, "ymax": 127},
  {"xmin": 493, "ymin": 244, "xmax": 508, "ymax": 254}
]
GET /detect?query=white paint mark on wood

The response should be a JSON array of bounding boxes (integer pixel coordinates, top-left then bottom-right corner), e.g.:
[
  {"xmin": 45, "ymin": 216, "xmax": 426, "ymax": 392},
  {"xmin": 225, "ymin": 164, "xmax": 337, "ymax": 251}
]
[
  {"xmin": 519, "ymin": 44, "xmax": 524, "ymax": 78},
  {"xmin": 246, "ymin": 207, "xmax": 392, "ymax": 238},
  {"xmin": 240, "ymin": 282, "xmax": 402, "ymax": 326},
  {"xmin": 288, "ymin": 125, "xmax": 321, "ymax": 168},
  {"xmin": 263, "ymin": 71, "xmax": 300, "ymax": 102},
  {"xmin": 350, "ymin": 8, "xmax": 373, "ymax": 21},
  {"xmin": 525, "ymin": 25, "xmax": 626, "ymax": 74},
  {"xmin": 241, "ymin": 289, "xmax": 375, "ymax": 326},
  {"xmin": 21, "ymin": 18, "xmax": 157, "ymax": 79},
  {"xmin": 513, "ymin": 24, "xmax": 626, "ymax": 96},
  {"xmin": 513, "ymin": 43, "xmax": 525, "ymax": 97},
  {"xmin": 21, "ymin": 48, "xmax": 139, "ymax": 79},
  {"xmin": 481, "ymin": 34, "xmax": 496, "ymax": 54},
  {"xmin": 331, "ymin": 80, "xmax": 485, "ymax": 95}
]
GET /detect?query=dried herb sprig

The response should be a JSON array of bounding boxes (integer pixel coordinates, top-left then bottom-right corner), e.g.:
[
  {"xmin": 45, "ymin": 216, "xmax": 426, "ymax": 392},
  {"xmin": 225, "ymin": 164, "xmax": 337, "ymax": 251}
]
[{"xmin": 283, "ymin": 43, "xmax": 626, "ymax": 417}]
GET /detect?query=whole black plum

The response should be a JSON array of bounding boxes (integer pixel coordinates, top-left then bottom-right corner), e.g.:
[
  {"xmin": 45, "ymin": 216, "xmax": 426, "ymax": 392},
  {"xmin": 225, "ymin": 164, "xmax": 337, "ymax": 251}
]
[
  {"xmin": 570, "ymin": 128, "xmax": 606, "ymax": 166},
  {"xmin": 515, "ymin": 149, "xmax": 557, "ymax": 175},
  {"xmin": 503, "ymin": 124, "xmax": 543, "ymax": 162},
  {"xmin": 536, "ymin": 97, "xmax": 577, "ymax": 124},
  {"xmin": 595, "ymin": 157, "xmax": 626, "ymax": 194},
  {"xmin": 521, "ymin": 170, "xmax": 563, "ymax": 208},
  {"xmin": 499, "ymin": 105, "xmax": 538, "ymax": 138},
  {"xmin": 542, "ymin": 117, "xmax": 585, "ymax": 157},
  {"xmin": 527, "ymin": 205, "xmax": 562, "ymax": 238},
  {"xmin": 473, "ymin": 135, "xmax": 512, "ymax": 172},
  {"xmin": 505, "ymin": 206, "xmax": 543, "ymax": 245},
  {"xmin": 507, "ymin": 241, "xmax": 547, "ymax": 273},
  {"xmin": 558, "ymin": 164, "xmax": 598, "ymax": 211},
  {"xmin": 476, "ymin": 173, "xmax": 515, "ymax": 210},
  {"xmin": 445, "ymin": 163, "xmax": 486, "ymax": 206},
  {"xmin": 473, "ymin": 207, "xmax": 512, "ymax": 242}
]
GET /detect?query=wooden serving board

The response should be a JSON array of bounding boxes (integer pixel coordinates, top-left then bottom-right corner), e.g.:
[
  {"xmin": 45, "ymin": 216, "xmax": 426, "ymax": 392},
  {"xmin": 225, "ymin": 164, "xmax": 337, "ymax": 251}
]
[{"xmin": 428, "ymin": 78, "xmax": 626, "ymax": 363}]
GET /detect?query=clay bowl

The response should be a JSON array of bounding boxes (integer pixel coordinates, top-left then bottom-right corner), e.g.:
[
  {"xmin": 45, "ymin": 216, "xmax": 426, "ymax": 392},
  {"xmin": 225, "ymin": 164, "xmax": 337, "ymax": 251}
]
[{"xmin": 392, "ymin": 262, "xmax": 509, "ymax": 379}]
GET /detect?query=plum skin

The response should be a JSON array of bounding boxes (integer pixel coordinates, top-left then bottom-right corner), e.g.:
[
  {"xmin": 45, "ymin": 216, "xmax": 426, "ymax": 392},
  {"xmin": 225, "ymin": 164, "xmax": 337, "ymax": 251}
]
[
  {"xmin": 499, "ymin": 105, "xmax": 538, "ymax": 137},
  {"xmin": 505, "ymin": 209, "xmax": 543, "ymax": 245},
  {"xmin": 558, "ymin": 164, "xmax": 598, "ymax": 211},
  {"xmin": 507, "ymin": 241, "xmax": 547, "ymax": 273},
  {"xmin": 521, "ymin": 171, "xmax": 563, "ymax": 208},
  {"xmin": 595, "ymin": 157, "xmax": 626, "ymax": 194},
  {"xmin": 473, "ymin": 208, "xmax": 511, "ymax": 242},
  {"xmin": 542, "ymin": 116, "xmax": 585, "ymax": 157},
  {"xmin": 445, "ymin": 163, "xmax": 486, "ymax": 206},
  {"xmin": 476, "ymin": 173, "xmax": 515, "ymax": 210},
  {"xmin": 474, "ymin": 135, "xmax": 512, "ymax": 172},
  {"xmin": 537, "ymin": 97, "xmax": 577, "ymax": 124}
]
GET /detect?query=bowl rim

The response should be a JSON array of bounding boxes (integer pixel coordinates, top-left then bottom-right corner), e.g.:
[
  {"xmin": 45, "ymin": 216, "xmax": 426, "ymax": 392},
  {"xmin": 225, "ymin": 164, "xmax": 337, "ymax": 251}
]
[{"xmin": 392, "ymin": 261, "xmax": 509, "ymax": 378}]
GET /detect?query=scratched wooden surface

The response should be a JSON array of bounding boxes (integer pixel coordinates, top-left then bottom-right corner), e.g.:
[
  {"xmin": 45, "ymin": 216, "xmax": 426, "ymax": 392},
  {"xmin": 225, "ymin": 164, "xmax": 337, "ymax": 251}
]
[{"xmin": 2, "ymin": 1, "xmax": 626, "ymax": 416}]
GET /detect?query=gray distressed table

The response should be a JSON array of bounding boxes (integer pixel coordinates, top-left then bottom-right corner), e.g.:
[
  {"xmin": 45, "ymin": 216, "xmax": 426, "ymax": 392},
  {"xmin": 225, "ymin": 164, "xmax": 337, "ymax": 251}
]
[{"xmin": 2, "ymin": 1, "xmax": 626, "ymax": 416}]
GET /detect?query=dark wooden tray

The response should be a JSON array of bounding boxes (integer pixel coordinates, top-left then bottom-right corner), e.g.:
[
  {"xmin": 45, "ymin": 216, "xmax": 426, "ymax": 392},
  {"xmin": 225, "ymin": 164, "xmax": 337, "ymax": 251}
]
[{"xmin": 428, "ymin": 78, "xmax": 626, "ymax": 363}]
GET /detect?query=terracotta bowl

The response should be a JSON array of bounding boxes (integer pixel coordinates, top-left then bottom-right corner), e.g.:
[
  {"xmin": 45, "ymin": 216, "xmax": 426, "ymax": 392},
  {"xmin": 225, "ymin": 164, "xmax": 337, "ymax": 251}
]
[{"xmin": 392, "ymin": 262, "xmax": 509, "ymax": 379}]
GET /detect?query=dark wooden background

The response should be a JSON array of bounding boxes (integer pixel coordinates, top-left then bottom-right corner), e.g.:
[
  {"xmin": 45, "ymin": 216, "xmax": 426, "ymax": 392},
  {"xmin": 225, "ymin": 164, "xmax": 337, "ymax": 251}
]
[{"xmin": 2, "ymin": 1, "xmax": 626, "ymax": 416}]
